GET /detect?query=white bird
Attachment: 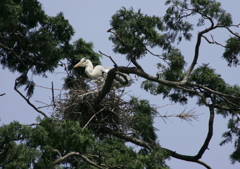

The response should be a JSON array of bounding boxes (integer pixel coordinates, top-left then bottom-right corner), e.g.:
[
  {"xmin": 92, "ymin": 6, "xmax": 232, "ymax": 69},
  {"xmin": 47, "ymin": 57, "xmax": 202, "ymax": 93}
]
[{"xmin": 74, "ymin": 58, "xmax": 133, "ymax": 88}]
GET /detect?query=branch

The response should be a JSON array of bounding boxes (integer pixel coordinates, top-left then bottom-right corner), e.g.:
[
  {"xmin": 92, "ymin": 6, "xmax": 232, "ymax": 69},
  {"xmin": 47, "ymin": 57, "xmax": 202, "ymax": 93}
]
[
  {"xmin": 106, "ymin": 128, "xmax": 153, "ymax": 150},
  {"xmin": 94, "ymin": 68, "xmax": 116, "ymax": 104},
  {"xmin": 0, "ymin": 43, "xmax": 27, "ymax": 67},
  {"xmin": 51, "ymin": 82, "xmax": 56, "ymax": 107},
  {"xmin": 107, "ymin": 29, "xmax": 144, "ymax": 70},
  {"xmin": 163, "ymin": 105, "xmax": 214, "ymax": 168},
  {"xmin": 225, "ymin": 25, "xmax": 240, "ymax": 38},
  {"xmin": 80, "ymin": 154, "xmax": 107, "ymax": 169},
  {"xmin": 83, "ymin": 108, "xmax": 105, "ymax": 129},
  {"xmin": 99, "ymin": 51, "xmax": 118, "ymax": 68},
  {"xmin": 54, "ymin": 151, "xmax": 79, "ymax": 165},
  {"xmin": 134, "ymin": 36, "xmax": 170, "ymax": 66},
  {"xmin": 196, "ymin": 160, "xmax": 212, "ymax": 169},
  {"xmin": 197, "ymin": 11, "xmax": 214, "ymax": 28},
  {"xmin": 202, "ymin": 34, "xmax": 226, "ymax": 47},
  {"xmin": 195, "ymin": 105, "xmax": 214, "ymax": 159},
  {"xmin": 182, "ymin": 28, "xmax": 209, "ymax": 82},
  {"xmin": 14, "ymin": 80, "xmax": 47, "ymax": 117},
  {"xmin": 0, "ymin": 93, "xmax": 6, "ymax": 96}
]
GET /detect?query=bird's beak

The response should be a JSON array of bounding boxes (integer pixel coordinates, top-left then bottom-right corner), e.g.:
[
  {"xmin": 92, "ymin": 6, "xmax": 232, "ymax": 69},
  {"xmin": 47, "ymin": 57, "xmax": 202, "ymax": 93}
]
[{"xmin": 74, "ymin": 62, "xmax": 83, "ymax": 68}]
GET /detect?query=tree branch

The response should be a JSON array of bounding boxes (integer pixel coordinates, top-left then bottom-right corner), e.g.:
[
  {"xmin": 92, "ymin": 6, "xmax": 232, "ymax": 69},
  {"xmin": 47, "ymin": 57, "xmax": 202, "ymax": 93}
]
[
  {"xmin": 80, "ymin": 154, "xmax": 107, "ymax": 169},
  {"xmin": 106, "ymin": 128, "xmax": 153, "ymax": 150},
  {"xmin": 195, "ymin": 105, "xmax": 214, "ymax": 159},
  {"xmin": 202, "ymin": 34, "xmax": 226, "ymax": 47},
  {"xmin": 54, "ymin": 151, "xmax": 79, "ymax": 165},
  {"xmin": 0, "ymin": 93, "xmax": 6, "ymax": 96},
  {"xmin": 14, "ymin": 80, "xmax": 47, "ymax": 117},
  {"xmin": 94, "ymin": 68, "xmax": 116, "ymax": 104},
  {"xmin": 107, "ymin": 29, "xmax": 144, "ymax": 70}
]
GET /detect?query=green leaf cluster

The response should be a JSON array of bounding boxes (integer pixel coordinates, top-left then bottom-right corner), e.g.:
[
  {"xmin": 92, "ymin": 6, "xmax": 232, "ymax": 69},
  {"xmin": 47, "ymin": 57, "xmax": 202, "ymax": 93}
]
[
  {"xmin": 223, "ymin": 37, "xmax": 240, "ymax": 67},
  {"xmin": 109, "ymin": 7, "xmax": 170, "ymax": 60},
  {"xmin": 220, "ymin": 117, "xmax": 240, "ymax": 164},
  {"xmin": 130, "ymin": 97, "xmax": 158, "ymax": 142},
  {"xmin": 0, "ymin": 0, "xmax": 74, "ymax": 97}
]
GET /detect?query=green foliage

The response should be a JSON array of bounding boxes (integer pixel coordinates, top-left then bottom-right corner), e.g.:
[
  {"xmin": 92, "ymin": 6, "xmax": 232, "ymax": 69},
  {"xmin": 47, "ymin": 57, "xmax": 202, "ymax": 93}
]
[
  {"xmin": 0, "ymin": 0, "xmax": 74, "ymax": 97},
  {"xmin": 220, "ymin": 117, "xmax": 240, "ymax": 164},
  {"xmin": 130, "ymin": 97, "xmax": 158, "ymax": 142},
  {"xmin": 0, "ymin": 118, "xmax": 94, "ymax": 168},
  {"xmin": 0, "ymin": 117, "xmax": 169, "ymax": 169},
  {"xmin": 190, "ymin": 64, "xmax": 226, "ymax": 91},
  {"xmin": 109, "ymin": 7, "xmax": 171, "ymax": 60},
  {"xmin": 223, "ymin": 37, "xmax": 240, "ymax": 67}
]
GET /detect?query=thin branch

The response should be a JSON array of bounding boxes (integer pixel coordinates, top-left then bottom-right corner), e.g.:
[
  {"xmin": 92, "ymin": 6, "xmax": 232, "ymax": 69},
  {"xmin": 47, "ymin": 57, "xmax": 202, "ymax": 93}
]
[
  {"xmin": 189, "ymin": 82, "xmax": 240, "ymax": 100},
  {"xmin": 196, "ymin": 160, "xmax": 212, "ymax": 169},
  {"xmin": 51, "ymin": 82, "xmax": 56, "ymax": 107},
  {"xmin": 0, "ymin": 93, "xmax": 6, "ymax": 96},
  {"xmin": 197, "ymin": 11, "xmax": 214, "ymax": 28},
  {"xmin": 107, "ymin": 29, "xmax": 144, "ymax": 70},
  {"xmin": 134, "ymin": 36, "xmax": 170, "ymax": 66},
  {"xmin": 106, "ymin": 128, "xmax": 153, "ymax": 150},
  {"xmin": 99, "ymin": 51, "xmax": 118, "ymax": 68},
  {"xmin": 202, "ymin": 34, "xmax": 226, "ymax": 47},
  {"xmin": 54, "ymin": 151, "xmax": 80, "ymax": 165},
  {"xmin": 80, "ymin": 154, "xmax": 107, "ymax": 169},
  {"xmin": 225, "ymin": 25, "xmax": 240, "ymax": 38},
  {"xmin": 83, "ymin": 108, "xmax": 105, "ymax": 129},
  {"xmin": 14, "ymin": 80, "xmax": 47, "ymax": 117}
]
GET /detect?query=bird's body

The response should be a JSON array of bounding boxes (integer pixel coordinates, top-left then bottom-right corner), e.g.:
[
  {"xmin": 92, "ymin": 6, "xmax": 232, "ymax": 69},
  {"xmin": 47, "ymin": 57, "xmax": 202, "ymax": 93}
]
[{"xmin": 74, "ymin": 58, "xmax": 133, "ymax": 88}]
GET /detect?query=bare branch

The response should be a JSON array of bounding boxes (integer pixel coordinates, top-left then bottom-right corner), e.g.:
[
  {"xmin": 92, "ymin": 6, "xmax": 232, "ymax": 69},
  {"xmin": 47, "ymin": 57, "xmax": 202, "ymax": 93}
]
[
  {"xmin": 196, "ymin": 160, "xmax": 212, "ymax": 169},
  {"xmin": 99, "ymin": 51, "xmax": 118, "ymax": 68},
  {"xmin": 225, "ymin": 25, "xmax": 240, "ymax": 38},
  {"xmin": 0, "ymin": 93, "xmax": 6, "ymax": 96},
  {"xmin": 14, "ymin": 80, "xmax": 47, "ymax": 117},
  {"xmin": 202, "ymin": 34, "xmax": 226, "ymax": 47}
]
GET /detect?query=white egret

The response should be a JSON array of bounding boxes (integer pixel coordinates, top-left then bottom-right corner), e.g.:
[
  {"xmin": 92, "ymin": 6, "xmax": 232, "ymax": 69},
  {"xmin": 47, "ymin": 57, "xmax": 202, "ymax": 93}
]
[{"xmin": 74, "ymin": 58, "xmax": 133, "ymax": 88}]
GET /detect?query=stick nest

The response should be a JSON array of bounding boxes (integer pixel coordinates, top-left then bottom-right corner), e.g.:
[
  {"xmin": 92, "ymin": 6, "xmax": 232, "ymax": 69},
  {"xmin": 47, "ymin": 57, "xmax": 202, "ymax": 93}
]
[{"xmin": 51, "ymin": 81, "xmax": 134, "ymax": 136}]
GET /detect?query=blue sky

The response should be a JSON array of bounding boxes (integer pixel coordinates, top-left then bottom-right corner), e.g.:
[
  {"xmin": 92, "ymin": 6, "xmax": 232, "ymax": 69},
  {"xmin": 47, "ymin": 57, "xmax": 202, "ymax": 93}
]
[{"xmin": 1, "ymin": 0, "xmax": 240, "ymax": 168}]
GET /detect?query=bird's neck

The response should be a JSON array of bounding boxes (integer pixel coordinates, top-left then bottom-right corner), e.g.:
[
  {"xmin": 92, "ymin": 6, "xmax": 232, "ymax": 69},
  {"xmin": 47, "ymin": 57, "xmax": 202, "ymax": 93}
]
[{"xmin": 85, "ymin": 63, "xmax": 96, "ymax": 79}]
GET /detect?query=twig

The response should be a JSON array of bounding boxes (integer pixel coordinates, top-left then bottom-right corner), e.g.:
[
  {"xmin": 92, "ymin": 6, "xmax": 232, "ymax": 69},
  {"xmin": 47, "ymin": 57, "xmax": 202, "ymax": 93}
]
[
  {"xmin": 83, "ymin": 108, "xmax": 105, "ymax": 129},
  {"xmin": 99, "ymin": 51, "xmax": 118, "ymax": 68},
  {"xmin": 52, "ymin": 82, "xmax": 56, "ymax": 107}
]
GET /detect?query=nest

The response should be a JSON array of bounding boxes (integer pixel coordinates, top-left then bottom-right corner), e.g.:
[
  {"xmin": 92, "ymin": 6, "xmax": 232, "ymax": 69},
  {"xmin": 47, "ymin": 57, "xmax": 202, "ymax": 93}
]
[{"xmin": 52, "ymin": 80, "xmax": 134, "ymax": 136}]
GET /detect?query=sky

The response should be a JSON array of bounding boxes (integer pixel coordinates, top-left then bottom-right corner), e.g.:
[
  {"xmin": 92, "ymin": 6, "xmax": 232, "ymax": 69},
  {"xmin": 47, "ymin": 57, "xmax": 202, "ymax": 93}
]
[{"xmin": 1, "ymin": 0, "xmax": 240, "ymax": 169}]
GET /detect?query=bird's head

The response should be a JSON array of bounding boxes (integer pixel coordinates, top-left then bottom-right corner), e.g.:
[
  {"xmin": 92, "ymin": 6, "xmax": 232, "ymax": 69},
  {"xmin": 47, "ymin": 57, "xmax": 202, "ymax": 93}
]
[{"xmin": 74, "ymin": 58, "xmax": 90, "ymax": 68}]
